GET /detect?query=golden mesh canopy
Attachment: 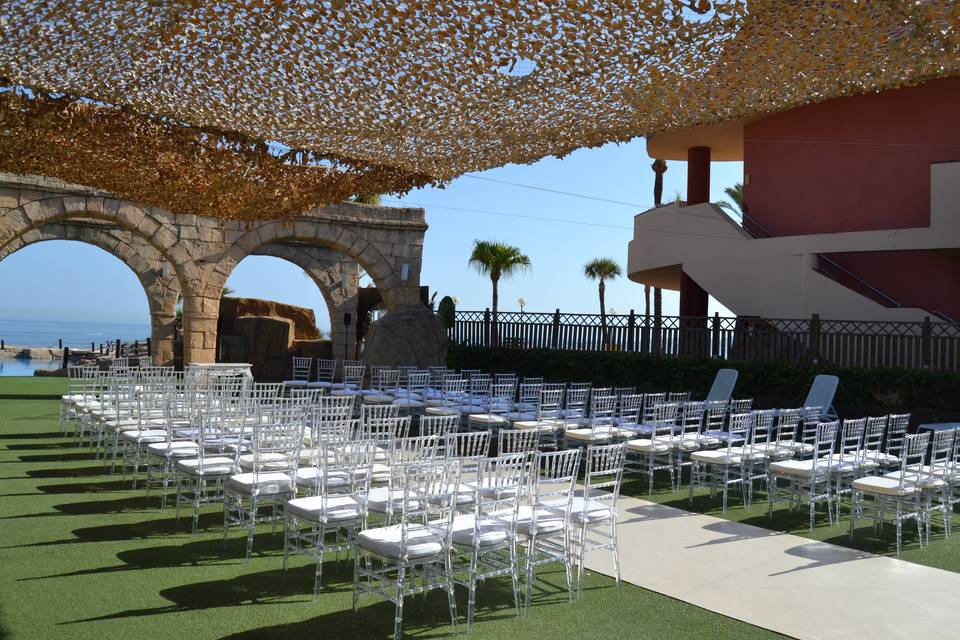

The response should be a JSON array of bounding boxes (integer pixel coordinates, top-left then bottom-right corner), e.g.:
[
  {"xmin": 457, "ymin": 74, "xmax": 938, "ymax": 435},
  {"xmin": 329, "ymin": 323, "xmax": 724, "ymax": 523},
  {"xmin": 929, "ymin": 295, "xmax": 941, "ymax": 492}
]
[{"xmin": 0, "ymin": 1, "xmax": 958, "ymax": 220}]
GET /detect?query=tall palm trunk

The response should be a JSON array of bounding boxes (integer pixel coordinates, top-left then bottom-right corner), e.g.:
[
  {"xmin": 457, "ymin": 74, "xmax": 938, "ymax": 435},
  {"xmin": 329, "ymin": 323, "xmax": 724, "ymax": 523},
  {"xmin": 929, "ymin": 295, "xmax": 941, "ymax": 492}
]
[
  {"xmin": 598, "ymin": 279, "xmax": 609, "ymax": 347},
  {"xmin": 490, "ymin": 274, "xmax": 500, "ymax": 347},
  {"xmin": 643, "ymin": 284, "xmax": 651, "ymax": 352},
  {"xmin": 653, "ymin": 285, "xmax": 662, "ymax": 354}
]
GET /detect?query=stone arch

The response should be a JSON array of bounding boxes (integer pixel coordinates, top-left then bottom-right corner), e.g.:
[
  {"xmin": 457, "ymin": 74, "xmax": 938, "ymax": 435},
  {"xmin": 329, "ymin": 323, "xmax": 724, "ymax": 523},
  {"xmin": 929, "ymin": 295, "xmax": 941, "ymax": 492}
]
[
  {"xmin": 0, "ymin": 195, "xmax": 198, "ymax": 363},
  {"xmin": 0, "ymin": 221, "xmax": 181, "ymax": 365},
  {"xmin": 249, "ymin": 243, "xmax": 361, "ymax": 362}
]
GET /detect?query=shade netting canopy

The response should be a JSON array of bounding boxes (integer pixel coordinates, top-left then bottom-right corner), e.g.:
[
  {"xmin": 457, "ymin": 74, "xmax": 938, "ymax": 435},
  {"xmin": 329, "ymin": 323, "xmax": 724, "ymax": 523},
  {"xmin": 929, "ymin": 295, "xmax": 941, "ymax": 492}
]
[{"xmin": 1, "ymin": 1, "xmax": 957, "ymax": 219}]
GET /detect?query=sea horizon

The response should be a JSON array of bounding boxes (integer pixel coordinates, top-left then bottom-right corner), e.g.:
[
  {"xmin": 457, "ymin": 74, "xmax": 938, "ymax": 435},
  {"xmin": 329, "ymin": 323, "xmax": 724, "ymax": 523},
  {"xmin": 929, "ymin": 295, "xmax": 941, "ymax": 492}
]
[{"xmin": 0, "ymin": 318, "xmax": 151, "ymax": 349}]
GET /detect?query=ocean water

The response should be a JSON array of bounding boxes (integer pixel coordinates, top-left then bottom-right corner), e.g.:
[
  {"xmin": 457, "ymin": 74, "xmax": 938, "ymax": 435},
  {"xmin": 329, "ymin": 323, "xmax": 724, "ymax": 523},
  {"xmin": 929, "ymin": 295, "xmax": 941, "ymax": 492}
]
[{"xmin": 0, "ymin": 318, "xmax": 150, "ymax": 349}]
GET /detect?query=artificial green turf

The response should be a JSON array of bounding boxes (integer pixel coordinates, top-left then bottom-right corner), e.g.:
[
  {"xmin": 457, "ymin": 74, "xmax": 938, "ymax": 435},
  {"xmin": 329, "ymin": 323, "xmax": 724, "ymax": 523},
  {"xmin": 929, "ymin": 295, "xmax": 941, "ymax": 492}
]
[
  {"xmin": 0, "ymin": 376, "xmax": 67, "ymax": 398},
  {"xmin": 627, "ymin": 466, "xmax": 960, "ymax": 574},
  {"xmin": 0, "ymin": 391, "xmax": 785, "ymax": 640}
]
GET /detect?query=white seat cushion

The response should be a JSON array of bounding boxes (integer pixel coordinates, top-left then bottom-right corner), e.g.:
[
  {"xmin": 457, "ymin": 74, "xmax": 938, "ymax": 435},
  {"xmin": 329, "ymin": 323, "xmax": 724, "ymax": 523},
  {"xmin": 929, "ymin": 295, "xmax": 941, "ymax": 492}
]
[
  {"xmin": 863, "ymin": 451, "xmax": 901, "ymax": 467},
  {"xmin": 545, "ymin": 496, "xmax": 613, "ymax": 524},
  {"xmin": 226, "ymin": 472, "xmax": 293, "ymax": 495},
  {"xmin": 392, "ymin": 398, "xmax": 425, "ymax": 408},
  {"xmin": 285, "ymin": 495, "xmax": 362, "ymax": 523},
  {"xmin": 119, "ymin": 429, "xmax": 168, "ymax": 443},
  {"xmin": 366, "ymin": 487, "xmax": 421, "ymax": 513},
  {"xmin": 515, "ymin": 505, "xmax": 564, "ymax": 535},
  {"xmin": 238, "ymin": 452, "xmax": 292, "ymax": 471},
  {"xmin": 690, "ymin": 449, "xmax": 741, "ymax": 465},
  {"xmin": 565, "ymin": 428, "xmax": 615, "ymax": 442},
  {"xmin": 503, "ymin": 411, "xmax": 536, "ymax": 422},
  {"xmin": 468, "ymin": 413, "xmax": 508, "ymax": 426},
  {"xmin": 769, "ymin": 459, "xmax": 827, "ymax": 478},
  {"xmin": 294, "ymin": 467, "xmax": 352, "ymax": 489},
  {"xmin": 356, "ymin": 524, "xmax": 445, "ymax": 559},
  {"xmin": 176, "ymin": 456, "xmax": 237, "ymax": 476},
  {"xmin": 451, "ymin": 515, "xmax": 510, "ymax": 547},
  {"xmin": 145, "ymin": 441, "xmax": 200, "ymax": 457},
  {"xmin": 424, "ymin": 406, "xmax": 460, "ymax": 416},
  {"xmin": 852, "ymin": 475, "xmax": 919, "ymax": 496},
  {"xmin": 627, "ymin": 438, "xmax": 670, "ymax": 454},
  {"xmin": 513, "ymin": 420, "xmax": 558, "ymax": 432}
]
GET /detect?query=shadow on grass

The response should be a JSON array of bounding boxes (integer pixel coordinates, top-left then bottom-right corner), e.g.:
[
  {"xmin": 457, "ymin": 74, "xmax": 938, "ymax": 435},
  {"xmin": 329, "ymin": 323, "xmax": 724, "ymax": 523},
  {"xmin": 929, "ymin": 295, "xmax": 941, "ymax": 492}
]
[
  {"xmin": 15, "ymin": 452, "xmax": 94, "ymax": 463},
  {"xmin": 34, "ymin": 479, "xmax": 132, "ymax": 494},
  {"xmin": 62, "ymin": 562, "xmax": 559, "ymax": 640},
  {"xmin": 5, "ymin": 441, "xmax": 83, "ymax": 451},
  {"xmin": 0, "ymin": 431, "xmax": 63, "ymax": 440},
  {"xmin": 0, "ymin": 494, "xmax": 158, "ymax": 522},
  {"xmin": 26, "ymin": 465, "xmax": 111, "ymax": 479}
]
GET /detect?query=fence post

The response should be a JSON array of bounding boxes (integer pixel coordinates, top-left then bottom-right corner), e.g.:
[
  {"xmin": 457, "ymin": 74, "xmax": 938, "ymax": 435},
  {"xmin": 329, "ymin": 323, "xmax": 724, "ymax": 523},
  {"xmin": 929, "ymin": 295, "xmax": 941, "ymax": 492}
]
[
  {"xmin": 922, "ymin": 315, "xmax": 932, "ymax": 369},
  {"xmin": 711, "ymin": 312, "xmax": 721, "ymax": 358},
  {"xmin": 91, "ymin": 341, "xmax": 95, "ymax": 352},
  {"xmin": 146, "ymin": 337, "xmax": 152, "ymax": 357},
  {"xmin": 61, "ymin": 346, "xmax": 69, "ymax": 370},
  {"xmin": 627, "ymin": 309, "xmax": 636, "ymax": 352},
  {"xmin": 115, "ymin": 338, "xmax": 121, "ymax": 358},
  {"xmin": 810, "ymin": 313, "xmax": 821, "ymax": 364},
  {"xmin": 58, "ymin": 338, "xmax": 63, "ymax": 349},
  {"xmin": 483, "ymin": 308, "xmax": 491, "ymax": 347},
  {"xmin": 134, "ymin": 339, "xmax": 139, "ymax": 356},
  {"xmin": 551, "ymin": 309, "xmax": 561, "ymax": 350},
  {"xmin": 1, "ymin": 339, "xmax": 4, "ymax": 350}
]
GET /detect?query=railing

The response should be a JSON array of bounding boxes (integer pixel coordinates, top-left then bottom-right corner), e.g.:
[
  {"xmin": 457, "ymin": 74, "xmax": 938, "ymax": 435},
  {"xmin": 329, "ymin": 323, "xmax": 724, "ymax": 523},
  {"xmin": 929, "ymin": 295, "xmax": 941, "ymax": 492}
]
[
  {"xmin": 96, "ymin": 338, "xmax": 151, "ymax": 359},
  {"xmin": 448, "ymin": 309, "xmax": 960, "ymax": 371}
]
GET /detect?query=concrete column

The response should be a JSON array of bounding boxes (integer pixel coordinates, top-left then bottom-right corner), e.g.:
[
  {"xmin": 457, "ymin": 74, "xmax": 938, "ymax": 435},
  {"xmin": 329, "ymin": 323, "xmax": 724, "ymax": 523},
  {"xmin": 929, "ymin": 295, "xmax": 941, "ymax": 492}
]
[
  {"xmin": 679, "ymin": 271, "xmax": 709, "ymax": 317},
  {"xmin": 687, "ymin": 146, "xmax": 712, "ymax": 205},
  {"xmin": 679, "ymin": 271, "xmax": 710, "ymax": 357}
]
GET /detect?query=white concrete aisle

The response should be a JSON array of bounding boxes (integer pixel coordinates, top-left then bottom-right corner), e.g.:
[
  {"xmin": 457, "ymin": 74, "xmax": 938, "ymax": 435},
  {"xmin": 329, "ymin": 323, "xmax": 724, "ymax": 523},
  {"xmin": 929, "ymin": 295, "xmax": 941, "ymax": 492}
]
[{"xmin": 584, "ymin": 497, "xmax": 960, "ymax": 640}]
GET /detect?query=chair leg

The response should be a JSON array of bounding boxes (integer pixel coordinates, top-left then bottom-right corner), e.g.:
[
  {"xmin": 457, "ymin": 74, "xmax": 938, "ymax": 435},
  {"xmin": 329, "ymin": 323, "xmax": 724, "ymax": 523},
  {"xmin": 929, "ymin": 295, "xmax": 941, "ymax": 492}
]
[
  {"xmin": 466, "ymin": 550, "xmax": 479, "ymax": 632},
  {"xmin": 393, "ymin": 566, "xmax": 405, "ymax": 639}
]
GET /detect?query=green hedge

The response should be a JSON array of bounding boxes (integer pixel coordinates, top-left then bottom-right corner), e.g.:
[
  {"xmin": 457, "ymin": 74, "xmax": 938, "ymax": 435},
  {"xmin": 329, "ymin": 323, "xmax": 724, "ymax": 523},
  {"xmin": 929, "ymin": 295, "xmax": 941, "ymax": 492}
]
[{"xmin": 448, "ymin": 345, "xmax": 960, "ymax": 423}]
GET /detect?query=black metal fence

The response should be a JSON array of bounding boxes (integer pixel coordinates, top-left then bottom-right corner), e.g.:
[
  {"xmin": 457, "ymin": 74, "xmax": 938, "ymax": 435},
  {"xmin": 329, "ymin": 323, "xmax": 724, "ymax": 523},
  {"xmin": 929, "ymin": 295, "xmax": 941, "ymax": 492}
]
[{"xmin": 448, "ymin": 309, "xmax": 960, "ymax": 371}]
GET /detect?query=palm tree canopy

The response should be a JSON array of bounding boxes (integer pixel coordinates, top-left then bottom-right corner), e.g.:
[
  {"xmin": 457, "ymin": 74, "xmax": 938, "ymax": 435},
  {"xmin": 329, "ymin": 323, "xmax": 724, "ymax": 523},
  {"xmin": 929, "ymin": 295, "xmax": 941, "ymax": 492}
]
[
  {"xmin": 717, "ymin": 182, "xmax": 744, "ymax": 215},
  {"xmin": 583, "ymin": 258, "xmax": 622, "ymax": 282},
  {"xmin": 468, "ymin": 240, "xmax": 531, "ymax": 280}
]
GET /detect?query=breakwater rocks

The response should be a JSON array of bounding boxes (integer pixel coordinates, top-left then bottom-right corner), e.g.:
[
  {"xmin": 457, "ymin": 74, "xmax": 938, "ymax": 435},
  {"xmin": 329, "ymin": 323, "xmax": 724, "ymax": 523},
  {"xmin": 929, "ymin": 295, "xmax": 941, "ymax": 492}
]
[{"xmin": 0, "ymin": 346, "xmax": 63, "ymax": 361}]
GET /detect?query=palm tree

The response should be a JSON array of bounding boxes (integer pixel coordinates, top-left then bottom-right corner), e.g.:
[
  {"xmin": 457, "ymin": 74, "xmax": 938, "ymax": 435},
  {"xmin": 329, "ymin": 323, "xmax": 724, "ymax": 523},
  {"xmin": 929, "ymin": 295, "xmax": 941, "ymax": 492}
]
[
  {"xmin": 584, "ymin": 258, "xmax": 622, "ymax": 347},
  {"xmin": 651, "ymin": 159, "xmax": 669, "ymax": 351},
  {"xmin": 468, "ymin": 240, "xmax": 531, "ymax": 347},
  {"xmin": 717, "ymin": 182, "xmax": 744, "ymax": 216}
]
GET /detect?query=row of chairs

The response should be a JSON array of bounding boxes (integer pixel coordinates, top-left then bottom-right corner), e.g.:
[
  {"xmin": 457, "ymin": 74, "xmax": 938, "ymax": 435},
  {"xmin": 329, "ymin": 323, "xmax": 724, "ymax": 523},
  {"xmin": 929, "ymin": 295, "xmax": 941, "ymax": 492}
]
[{"xmin": 59, "ymin": 367, "xmax": 629, "ymax": 637}]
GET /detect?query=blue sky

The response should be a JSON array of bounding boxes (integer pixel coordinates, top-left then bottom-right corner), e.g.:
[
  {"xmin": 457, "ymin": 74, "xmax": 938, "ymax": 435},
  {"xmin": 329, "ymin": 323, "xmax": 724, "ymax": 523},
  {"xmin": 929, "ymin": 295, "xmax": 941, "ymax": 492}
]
[{"xmin": 0, "ymin": 138, "xmax": 743, "ymax": 331}]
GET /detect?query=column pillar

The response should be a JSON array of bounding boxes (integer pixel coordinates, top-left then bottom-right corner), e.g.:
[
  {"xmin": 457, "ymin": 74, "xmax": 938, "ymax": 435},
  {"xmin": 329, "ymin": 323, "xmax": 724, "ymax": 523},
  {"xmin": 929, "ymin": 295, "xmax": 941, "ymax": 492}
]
[
  {"xmin": 150, "ymin": 310, "xmax": 177, "ymax": 366},
  {"xmin": 687, "ymin": 146, "xmax": 711, "ymax": 205},
  {"xmin": 679, "ymin": 271, "xmax": 710, "ymax": 357},
  {"xmin": 181, "ymin": 294, "xmax": 220, "ymax": 364}
]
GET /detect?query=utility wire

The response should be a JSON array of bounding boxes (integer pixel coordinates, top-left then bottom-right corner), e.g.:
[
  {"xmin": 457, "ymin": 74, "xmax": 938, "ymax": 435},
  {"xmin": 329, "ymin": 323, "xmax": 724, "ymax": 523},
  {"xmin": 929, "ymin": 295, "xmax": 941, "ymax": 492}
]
[{"xmin": 462, "ymin": 173, "xmax": 655, "ymax": 209}]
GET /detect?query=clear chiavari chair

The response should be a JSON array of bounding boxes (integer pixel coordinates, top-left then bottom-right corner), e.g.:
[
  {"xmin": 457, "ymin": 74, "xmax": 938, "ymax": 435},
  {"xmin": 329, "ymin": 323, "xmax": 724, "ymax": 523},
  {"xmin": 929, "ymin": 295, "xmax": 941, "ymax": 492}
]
[
  {"xmin": 851, "ymin": 431, "xmax": 929, "ymax": 554},
  {"xmin": 392, "ymin": 370, "xmax": 429, "ymax": 412},
  {"xmin": 568, "ymin": 443, "xmax": 627, "ymax": 597},
  {"xmin": 914, "ymin": 428, "xmax": 956, "ymax": 544},
  {"xmin": 689, "ymin": 412, "xmax": 754, "ymax": 512},
  {"xmin": 224, "ymin": 400, "xmax": 306, "ymax": 559},
  {"xmin": 627, "ymin": 402, "xmax": 680, "ymax": 494},
  {"xmin": 352, "ymin": 458, "xmax": 462, "ymax": 639},
  {"xmin": 730, "ymin": 409, "xmax": 779, "ymax": 506},
  {"xmin": 497, "ymin": 428, "xmax": 539, "ymax": 456},
  {"xmin": 823, "ymin": 417, "xmax": 868, "ymax": 518},
  {"xmin": 417, "ymin": 414, "xmax": 458, "ymax": 439},
  {"xmin": 451, "ymin": 453, "xmax": 526, "ymax": 630},
  {"xmin": 307, "ymin": 358, "xmax": 338, "ymax": 389},
  {"xmin": 518, "ymin": 449, "xmax": 581, "ymax": 611},
  {"xmin": 284, "ymin": 438, "xmax": 377, "ymax": 595},
  {"xmin": 512, "ymin": 387, "xmax": 565, "ymax": 450},
  {"xmin": 768, "ymin": 420, "xmax": 839, "ymax": 530},
  {"xmin": 564, "ymin": 393, "xmax": 618, "ymax": 446},
  {"xmin": 284, "ymin": 356, "xmax": 313, "ymax": 391}
]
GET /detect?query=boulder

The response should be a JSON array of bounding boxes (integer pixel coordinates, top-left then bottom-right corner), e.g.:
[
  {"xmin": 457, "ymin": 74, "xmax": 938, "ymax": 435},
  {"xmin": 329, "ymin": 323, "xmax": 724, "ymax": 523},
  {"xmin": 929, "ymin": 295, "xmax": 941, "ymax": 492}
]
[
  {"xmin": 363, "ymin": 305, "xmax": 447, "ymax": 369},
  {"xmin": 233, "ymin": 316, "xmax": 294, "ymax": 379},
  {"xmin": 219, "ymin": 297, "xmax": 321, "ymax": 341}
]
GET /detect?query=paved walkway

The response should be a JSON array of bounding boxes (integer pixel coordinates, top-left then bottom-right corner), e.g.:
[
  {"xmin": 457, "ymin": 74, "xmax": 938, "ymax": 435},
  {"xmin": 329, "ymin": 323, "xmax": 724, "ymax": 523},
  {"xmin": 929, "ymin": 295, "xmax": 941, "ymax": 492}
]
[{"xmin": 584, "ymin": 496, "xmax": 960, "ymax": 640}]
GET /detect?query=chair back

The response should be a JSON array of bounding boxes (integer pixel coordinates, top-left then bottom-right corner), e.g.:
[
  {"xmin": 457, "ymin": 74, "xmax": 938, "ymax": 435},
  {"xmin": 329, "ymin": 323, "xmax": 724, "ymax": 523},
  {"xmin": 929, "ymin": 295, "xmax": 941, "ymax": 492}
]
[
  {"xmin": 291, "ymin": 356, "xmax": 312, "ymax": 382},
  {"xmin": 498, "ymin": 428, "xmax": 539, "ymax": 455},
  {"xmin": 448, "ymin": 431, "xmax": 492, "ymax": 468},
  {"xmin": 704, "ymin": 368, "xmax": 738, "ymax": 404},
  {"xmin": 838, "ymin": 418, "xmax": 867, "ymax": 458},
  {"xmin": 896, "ymin": 432, "xmax": 929, "ymax": 490},
  {"xmin": 885, "ymin": 413, "xmax": 911, "ymax": 466},
  {"xmin": 582, "ymin": 443, "xmax": 627, "ymax": 521},
  {"xmin": 342, "ymin": 364, "xmax": 365, "ymax": 388},
  {"xmin": 803, "ymin": 374, "xmax": 839, "ymax": 420},
  {"xmin": 418, "ymin": 414, "xmax": 458, "ymax": 438},
  {"xmin": 316, "ymin": 358, "xmax": 337, "ymax": 383}
]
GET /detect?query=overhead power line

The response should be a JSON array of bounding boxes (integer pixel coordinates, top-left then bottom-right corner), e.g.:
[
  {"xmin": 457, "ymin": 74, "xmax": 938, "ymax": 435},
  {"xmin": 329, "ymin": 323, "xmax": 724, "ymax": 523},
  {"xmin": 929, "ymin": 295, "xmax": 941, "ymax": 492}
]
[{"xmin": 462, "ymin": 173, "xmax": 654, "ymax": 209}]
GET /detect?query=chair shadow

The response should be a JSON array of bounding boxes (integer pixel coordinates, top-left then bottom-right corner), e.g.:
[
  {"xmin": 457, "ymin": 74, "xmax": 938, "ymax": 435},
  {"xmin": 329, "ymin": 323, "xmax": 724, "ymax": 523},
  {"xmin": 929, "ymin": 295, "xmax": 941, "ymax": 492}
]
[
  {"xmin": 685, "ymin": 518, "xmax": 785, "ymax": 549},
  {"xmin": 26, "ymin": 465, "xmax": 111, "ymax": 479},
  {"xmin": 34, "ymin": 479, "xmax": 132, "ymax": 494},
  {"xmin": 15, "ymin": 452, "xmax": 94, "ymax": 463},
  {"xmin": 0, "ymin": 431, "xmax": 63, "ymax": 440},
  {"xmin": 5, "ymin": 442, "xmax": 82, "ymax": 451},
  {"xmin": 0, "ymin": 495, "xmax": 158, "ymax": 522},
  {"xmin": 618, "ymin": 501, "xmax": 698, "ymax": 525},
  {"xmin": 767, "ymin": 540, "xmax": 876, "ymax": 576}
]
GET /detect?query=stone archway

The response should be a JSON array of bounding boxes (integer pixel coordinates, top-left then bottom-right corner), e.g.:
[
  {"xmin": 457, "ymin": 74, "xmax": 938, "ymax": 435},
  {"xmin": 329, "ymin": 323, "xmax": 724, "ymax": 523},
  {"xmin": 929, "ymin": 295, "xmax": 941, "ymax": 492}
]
[
  {"xmin": 0, "ymin": 220, "xmax": 180, "ymax": 365},
  {"xmin": 1, "ymin": 173, "xmax": 436, "ymax": 367}
]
